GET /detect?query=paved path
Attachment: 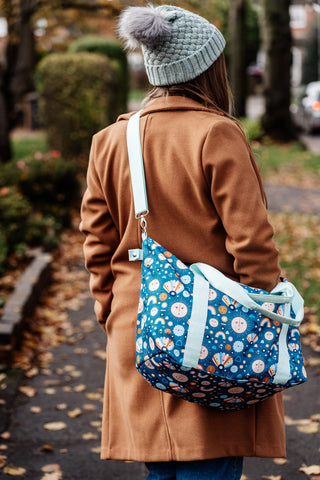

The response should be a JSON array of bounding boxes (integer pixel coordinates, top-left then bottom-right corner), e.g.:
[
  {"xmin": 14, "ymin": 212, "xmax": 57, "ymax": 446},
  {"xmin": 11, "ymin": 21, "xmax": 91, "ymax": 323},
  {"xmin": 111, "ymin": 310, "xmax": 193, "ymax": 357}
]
[{"xmin": 265, "ymin": 183, "xmax": 320, "ymax": 214}]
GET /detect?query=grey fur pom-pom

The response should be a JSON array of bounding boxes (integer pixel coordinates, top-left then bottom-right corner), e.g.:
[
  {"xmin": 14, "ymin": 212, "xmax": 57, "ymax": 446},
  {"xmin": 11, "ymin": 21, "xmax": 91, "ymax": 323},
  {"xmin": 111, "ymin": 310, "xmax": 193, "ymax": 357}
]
[{"xmin": 118, "ymin": 6, "xmax": 172, "ymax": 50}]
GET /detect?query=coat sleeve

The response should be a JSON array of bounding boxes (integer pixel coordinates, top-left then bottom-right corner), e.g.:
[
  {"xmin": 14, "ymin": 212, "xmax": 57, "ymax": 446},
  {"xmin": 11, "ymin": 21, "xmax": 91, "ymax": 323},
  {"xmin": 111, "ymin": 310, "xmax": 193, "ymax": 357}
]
[
  {"xmin": 202, "ymin": 119, "xmax": 281, "ymax": 291},
  {"xmin": 79, "ymin": 135, "xmax": 119, "ymax": 331}
]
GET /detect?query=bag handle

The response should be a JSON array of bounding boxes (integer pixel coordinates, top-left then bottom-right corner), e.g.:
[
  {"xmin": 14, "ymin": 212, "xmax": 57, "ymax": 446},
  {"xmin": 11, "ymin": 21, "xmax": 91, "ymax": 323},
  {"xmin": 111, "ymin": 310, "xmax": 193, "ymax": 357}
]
[
  {"xmin": 127, "ymin": 110, "xmax": 148, "ymax": 218},
  {"xmin": 191, "ymin": 263, "xmax": 304, "ymax": 327}
]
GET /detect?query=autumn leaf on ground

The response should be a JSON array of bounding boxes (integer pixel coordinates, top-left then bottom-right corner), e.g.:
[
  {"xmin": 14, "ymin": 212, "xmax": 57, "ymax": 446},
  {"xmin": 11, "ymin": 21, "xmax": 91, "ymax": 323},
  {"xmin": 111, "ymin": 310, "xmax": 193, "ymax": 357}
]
[
  {"xmin": 297, "ymin": 422, "xmax": 319, "ymax": 434},
  {"xmin": 44, "ymin": 388, "xmax": 57, "ymax": 395},
  {"xmin": 91, "ymin": 446, "xmax": 101, "ymax": 454},
  {"xmin": 0, "ymin": 431, "xmax": 10, "ymax": 439},
  {"xmin": 39, "ymin": 444, "xmax": 54, "ymax": 452},
  {"xmin": 18, "ymin": 385, "xmax": 37, "ymax": 397},
  {"xmin": 55, "ymin": 403, "xmax": 67, "ymax": 411},
  {"xmin": 30, "ymin": 406, "xmax": 42, "ymax": 413},
  {"xmin": 310, "ymin": 413, "xmax": 320, "ymax": 422},
  {"xmin": 67, "ymin": 408, "xmax": 82, "ymax": 418},
  {"xmin": 262, "ymin": 476, "xmax": 282, "ymax": 480},
  {"xmin": 82, "ymin": 432, "xmax": 98, "ymax": 440},
  {"xmin": 85, "ymin": 392, "xmax": 102, "ymax": 400},
  {"xmin": 41, "ymin": 463, "xmax": 62, "ymax": 480},
  {"xmin": 0, "ymin": 455, "xmax": 7, "ymax": 468},
  {"xmin": 73, "ymin": 384, "xmax": 86, "ymax": 392},
  {"xmin": 273, "ymin": 458, "xmax": 288, "ymax": 465},
  {"xmin": 25, "ymin": 367, "xmax": 39, "ymax": 378},
  {"xmin": 240, "ymin": 476, "xmax": 248, "ymax": 480},
  {"xmin": 82, "ymin": 404, "xmax": 96, "ymax": 411},
  {"xmin": 300, "ymin": 465, "xmax": 320, "ymax": 475},
  {"xmin": 0, "ymin": 444, "xmax": 8, "ymax": 450},
  {"xmin": 93, "ymin": 350, "xmax": 106, "ymax": 361},
  {"xmin": 43, "ymin": 422, "xmax": 67, "ymax": 431},
  {"xmin": 3, "ymin": 466, "xmax": 27, "ymax": 476}
]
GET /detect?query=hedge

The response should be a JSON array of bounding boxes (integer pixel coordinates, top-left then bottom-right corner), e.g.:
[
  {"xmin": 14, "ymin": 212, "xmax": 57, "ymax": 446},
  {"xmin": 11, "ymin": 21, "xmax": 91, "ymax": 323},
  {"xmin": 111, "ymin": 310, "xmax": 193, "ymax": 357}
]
[
  {"xmin": 69, "ymin": 35, "xmax": 128, "ymax": 114},
  {"xmin": 36, "ymin": 52, "xmax": 121, "ymax": 159}
]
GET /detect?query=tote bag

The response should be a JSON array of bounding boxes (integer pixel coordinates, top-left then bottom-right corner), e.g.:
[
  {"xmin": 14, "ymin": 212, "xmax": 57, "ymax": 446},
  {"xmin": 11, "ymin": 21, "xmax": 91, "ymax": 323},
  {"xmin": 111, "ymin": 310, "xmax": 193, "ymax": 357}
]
[{"xmin": 127, "ymin": 111, "xmax": 307, "ymax": 410}]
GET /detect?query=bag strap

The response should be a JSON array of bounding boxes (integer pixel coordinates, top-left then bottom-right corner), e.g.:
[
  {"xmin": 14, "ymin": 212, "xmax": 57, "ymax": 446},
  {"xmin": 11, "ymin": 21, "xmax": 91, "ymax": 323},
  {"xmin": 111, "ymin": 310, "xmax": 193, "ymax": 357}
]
[
  {"xmin": 191, "ymin": 263, "xmax": 304, "ymax": 326},
  {"xmin": 126, "ymin": 110, "xmax": 149, "ymax": 219}
]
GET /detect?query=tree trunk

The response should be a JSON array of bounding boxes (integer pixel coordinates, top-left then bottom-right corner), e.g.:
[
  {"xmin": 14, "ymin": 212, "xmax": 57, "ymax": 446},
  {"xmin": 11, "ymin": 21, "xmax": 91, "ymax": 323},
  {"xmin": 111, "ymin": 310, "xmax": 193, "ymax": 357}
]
[
  {"xmin": 229, "ymin": 0, "xmax": 247, "ymax": 117},
  {"xmin": 261, "ymin": 0, "xmax": 296, "ymax": 141}
]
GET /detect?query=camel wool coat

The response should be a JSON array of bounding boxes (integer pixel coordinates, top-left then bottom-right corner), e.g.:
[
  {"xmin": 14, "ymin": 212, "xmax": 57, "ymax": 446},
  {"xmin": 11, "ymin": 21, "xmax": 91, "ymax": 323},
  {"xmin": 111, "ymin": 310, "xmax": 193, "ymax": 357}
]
[{"xmin": 80, "ymin": 96, "xmax": 285, "ymax": 462}]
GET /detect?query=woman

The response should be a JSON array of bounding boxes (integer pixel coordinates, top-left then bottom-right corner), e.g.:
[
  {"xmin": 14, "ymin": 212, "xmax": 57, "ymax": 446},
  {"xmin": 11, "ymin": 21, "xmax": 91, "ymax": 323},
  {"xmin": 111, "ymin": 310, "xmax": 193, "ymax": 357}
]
[{"xmin": 80, "ymin": 5, "xmax": 285, "ymax": 480}]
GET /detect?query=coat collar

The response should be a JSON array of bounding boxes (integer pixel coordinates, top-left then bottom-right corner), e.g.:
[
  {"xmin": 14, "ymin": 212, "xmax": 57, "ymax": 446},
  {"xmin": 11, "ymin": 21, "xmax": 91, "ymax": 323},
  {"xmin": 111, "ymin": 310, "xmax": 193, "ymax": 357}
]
[{"xmin": 118, "ymin": 96, "xmax": 224, "ymax": 121}]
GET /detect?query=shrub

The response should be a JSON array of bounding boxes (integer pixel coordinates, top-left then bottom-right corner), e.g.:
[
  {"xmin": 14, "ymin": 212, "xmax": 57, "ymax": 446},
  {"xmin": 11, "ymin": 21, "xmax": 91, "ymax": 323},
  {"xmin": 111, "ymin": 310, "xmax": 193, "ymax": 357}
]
[
  {"xmin": 36, "ymin": 52, "xmax": 121, "ymax": 158},
  {"xmin": 69, "ymin": 35, "xmax": 128, "ymax": 114},
  {"xmin": 0, "ymin": 187, "xmax": 61, "ymax": 274},
  {"xmin": 0, "ymin": 151, "xmax": 79, "ymax": 226}
]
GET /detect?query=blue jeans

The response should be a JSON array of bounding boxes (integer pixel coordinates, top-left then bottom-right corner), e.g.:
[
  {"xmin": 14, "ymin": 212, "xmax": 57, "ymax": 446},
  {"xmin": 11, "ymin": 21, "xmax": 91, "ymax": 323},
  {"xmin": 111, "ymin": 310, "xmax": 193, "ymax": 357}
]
[{"xmin": 145, "ymin": 457, "xmax": 243, "ymax": 480}]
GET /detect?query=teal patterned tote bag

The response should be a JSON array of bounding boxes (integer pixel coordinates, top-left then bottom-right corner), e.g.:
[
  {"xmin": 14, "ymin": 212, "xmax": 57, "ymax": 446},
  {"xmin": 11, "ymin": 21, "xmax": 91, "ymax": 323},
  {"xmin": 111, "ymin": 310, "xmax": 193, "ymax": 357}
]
[{"xmin": 127, "ymin": 111, "xmax": 306, "ymax": 410}]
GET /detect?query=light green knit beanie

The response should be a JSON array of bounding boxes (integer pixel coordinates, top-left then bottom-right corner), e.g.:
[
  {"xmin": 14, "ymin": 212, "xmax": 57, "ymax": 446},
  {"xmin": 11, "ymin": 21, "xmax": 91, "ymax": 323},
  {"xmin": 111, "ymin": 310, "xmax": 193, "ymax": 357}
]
[{"xmin": 118, "ymin": 5, "xmax": 226, "ymax": 86}]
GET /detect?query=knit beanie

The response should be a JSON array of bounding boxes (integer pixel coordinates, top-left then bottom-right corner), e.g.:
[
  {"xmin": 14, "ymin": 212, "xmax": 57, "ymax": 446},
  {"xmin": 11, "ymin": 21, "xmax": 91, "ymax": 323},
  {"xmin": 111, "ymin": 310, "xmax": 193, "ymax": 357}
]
[{"xmin": 118, "ymin": 5, "xmax": 226, "ymax": 86}]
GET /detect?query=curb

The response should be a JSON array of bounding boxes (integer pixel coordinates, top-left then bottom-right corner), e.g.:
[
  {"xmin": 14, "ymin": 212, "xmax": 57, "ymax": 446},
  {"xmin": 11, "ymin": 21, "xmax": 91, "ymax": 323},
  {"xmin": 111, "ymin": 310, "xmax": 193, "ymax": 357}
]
[{"xmin": 0, "ymin": 249, "xmax": 52, "ymax": 368}]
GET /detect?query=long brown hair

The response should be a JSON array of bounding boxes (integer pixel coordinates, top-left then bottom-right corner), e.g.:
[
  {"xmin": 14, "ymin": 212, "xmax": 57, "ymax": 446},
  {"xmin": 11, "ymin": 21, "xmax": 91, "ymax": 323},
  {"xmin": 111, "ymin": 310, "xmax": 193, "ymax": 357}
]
[
  {"xmin": 143, "ymin": 53, "xmax": 234, "ymax": 116},
  {"xmin": 142, "ymin": 53, "xmax": 268, "ymax": 205}
]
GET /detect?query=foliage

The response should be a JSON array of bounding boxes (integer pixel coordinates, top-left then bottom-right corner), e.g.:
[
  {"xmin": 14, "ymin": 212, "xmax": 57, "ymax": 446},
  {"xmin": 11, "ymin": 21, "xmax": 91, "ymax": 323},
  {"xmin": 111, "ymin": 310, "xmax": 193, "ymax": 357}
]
[
  {"xmin": 0, "ymin": 145, "xmax": 80, "ymax": 274},
  {"xmin": 241, "ymin": 118, "xmax": 264, "ymax": 143},
  {"xmin": 0, "ymin": 151, "xmax": 79, "ymax": 224},
  {"xmin": 0, "ymin": 186, "xmax": 60, "ymax": 274},
  {"xmin": 269, "ymin": 212, "xmax": 320, "ymax": 322},
  {"xmin": 252, "ymin": 140, "xmax": 320, "ymax": 187},
  {"xmin": 69, "ymin": 35, "xmax": 128, "ymax": 113},
  {"xmin": 36, "ymin": 52, "xmax": 120, "ymax": 159}
]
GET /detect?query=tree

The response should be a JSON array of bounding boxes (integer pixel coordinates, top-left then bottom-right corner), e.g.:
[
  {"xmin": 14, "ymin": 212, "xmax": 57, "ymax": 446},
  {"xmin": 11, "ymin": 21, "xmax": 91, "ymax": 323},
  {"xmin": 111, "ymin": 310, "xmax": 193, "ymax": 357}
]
[
  {"xmin": 229, "ymin": 0, "xmax": 247, "ymax": 117},
  {"xmin": 260, "ymin": 0, "xmax": 296, "ymax": 141}
]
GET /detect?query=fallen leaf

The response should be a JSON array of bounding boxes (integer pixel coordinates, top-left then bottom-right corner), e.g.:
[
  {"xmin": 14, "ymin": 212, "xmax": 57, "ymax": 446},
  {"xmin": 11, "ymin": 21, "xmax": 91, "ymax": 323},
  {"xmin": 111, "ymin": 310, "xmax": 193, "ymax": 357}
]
[
  {"xmin": 261, "ymin": 476, "xmax": 282, "ymax": 480},
  {"xmin": 55, "ymin": 403, "xmax": 67, "ymax": 411},
  {"xmin": 300, "ymin": 465, "xmax": 320, "ymax": 475},
  {"xmin": 310, "ymin": 413, "xmax": 320, "ymax": 422},
  {"xmin": 74, "ymin": 348, "xmax": 88, "ymax": 354},
  {"xmin": 43, "ymin": 422, "xmax": 67, "ymax": 431},
  {"xmin": 90, "ymin": 421, "xmax": 101, "ymax": 428},
  {"xmin": 67, "ymin": 408, "xmax": 82, "ymax": 418},
  {"xmin": 273, "ymin": 458, "xmax": 288, "ymax": 465},
  {"xmin": 44, "ymin": 388, "xmax": 57, "ymax": 395},
  {"xmin": 93, "ymin": 350, "xmax": 106, "ymax": 361},
  {"xmin": 0, "ymin": 455, "xmax": 7, "ymax": 468},
  {"xmin": 25, "ymin": 367, "xmax": 39, "ymax": 378},
  {"xmin": 62, "ymin": 386, "xmax": 72, "ymax": 392},
  {"xmin": 0, "ymin": 444, "xmax": 8, "ymax": 450},
  {"xmin": 82, "ymin": 432, "xmax": 98, "ymax": 440},
  {"xmin": 73, "ymin": 384, "xmax": 86, "ymax": 393},
  {"xmin": 69, "ymin": 370, "xmax": 82, "ymax": 378},
  {"xmin": 30, "ymin": 406, "xmax": 42, "ymax": 413},
  {"xmin": 240, "ymin": 476, "xmax": 248, "ymax": 480},
  {"xmin": 40, "ymin": 444, "xmax": 54, "ymax": 452},
  {"xmin": 85, "ymin": 392, "xmax": 102, "ymax": 400},
  {"xmin": 284, "ymin": 416, "xmax": 311, "ymax": 426},
  {"xmin": 3, "ymin": 466, "xmax": 27, "ymax": 476},
  {"xmin": 91, "ymin": 446, "xmax": 101, "ymax": 454},
  {"xmin": 297, "ymin": 422, "xmax": 319, "ymax": 434},
  {"xmin": 82, "ymin": 404, "xmax": 97, "ymax": 411},
  {"xmin": 18, "ymin": 385, "xmax": 37, "ymax": 397},
  {"xmin": 0, "ymin": 431, "xmax": 10, "ymax": 439},
  {"xmin": 307, "ymin": 357, "xmax": 320, "ymax": 367},
  {"xmin": 41, "ymin": 464, "xmax": 61, "ymax": 472},
  {"xmin": 59, "ymin": 449, "xmax": 68, "ymax": 453}
]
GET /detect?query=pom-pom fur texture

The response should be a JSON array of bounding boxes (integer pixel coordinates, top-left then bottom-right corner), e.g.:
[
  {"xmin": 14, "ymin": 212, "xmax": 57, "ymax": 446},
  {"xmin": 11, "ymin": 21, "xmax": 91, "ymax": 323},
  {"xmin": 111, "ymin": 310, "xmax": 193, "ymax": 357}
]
[{"xmin": 118, "ymin": 6, "xmax": 172, "ymax": 49}]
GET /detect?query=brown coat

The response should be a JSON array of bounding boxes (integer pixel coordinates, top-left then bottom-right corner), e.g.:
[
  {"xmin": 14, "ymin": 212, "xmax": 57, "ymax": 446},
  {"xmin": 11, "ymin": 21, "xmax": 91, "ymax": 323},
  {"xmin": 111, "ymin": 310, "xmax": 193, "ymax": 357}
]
[{"xmin": 80, "ymin": 96, "xmax": 285, "ymax": 462}]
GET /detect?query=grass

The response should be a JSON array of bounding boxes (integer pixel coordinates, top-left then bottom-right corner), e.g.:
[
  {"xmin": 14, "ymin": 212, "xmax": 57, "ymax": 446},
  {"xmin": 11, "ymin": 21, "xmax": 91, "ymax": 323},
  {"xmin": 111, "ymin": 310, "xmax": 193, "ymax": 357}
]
[
  {"xmin": 11, "ymin": 134, "xmax": 49, "ymax": 161},
  {"xmin": 269, "ymin": 212, "xmax": 320, "ymax": 320}
]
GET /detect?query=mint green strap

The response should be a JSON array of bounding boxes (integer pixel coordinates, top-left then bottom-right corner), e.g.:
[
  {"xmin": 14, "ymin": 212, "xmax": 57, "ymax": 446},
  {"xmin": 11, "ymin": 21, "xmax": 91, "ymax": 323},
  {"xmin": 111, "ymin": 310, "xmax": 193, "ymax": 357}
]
[
  {"xmin": 182, "ymin": 273, "xmax": 209, "ymax": 368},
  {"xmin": 191, "ymin": 263, "xmax": 304, "ymax": 327},
  {"xmin": 126, "ymin": 110, "xmax": 149, "ymax": 218}
]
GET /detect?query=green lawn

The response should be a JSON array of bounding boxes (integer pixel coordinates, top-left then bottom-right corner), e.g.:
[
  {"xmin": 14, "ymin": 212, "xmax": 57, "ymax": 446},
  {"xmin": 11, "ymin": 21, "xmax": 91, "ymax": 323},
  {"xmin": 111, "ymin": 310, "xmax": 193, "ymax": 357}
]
[{"xmin": 12, "ymin": 134, "xmax": 49, "ymax": 161}]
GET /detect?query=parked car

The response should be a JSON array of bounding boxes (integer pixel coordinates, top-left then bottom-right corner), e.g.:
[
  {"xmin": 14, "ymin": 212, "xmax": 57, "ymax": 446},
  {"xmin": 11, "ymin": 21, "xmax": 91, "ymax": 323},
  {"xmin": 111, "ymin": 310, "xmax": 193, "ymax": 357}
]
[{"xmin": 295, "ymin": 82, "xmax": 320, "ymax": 134}]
